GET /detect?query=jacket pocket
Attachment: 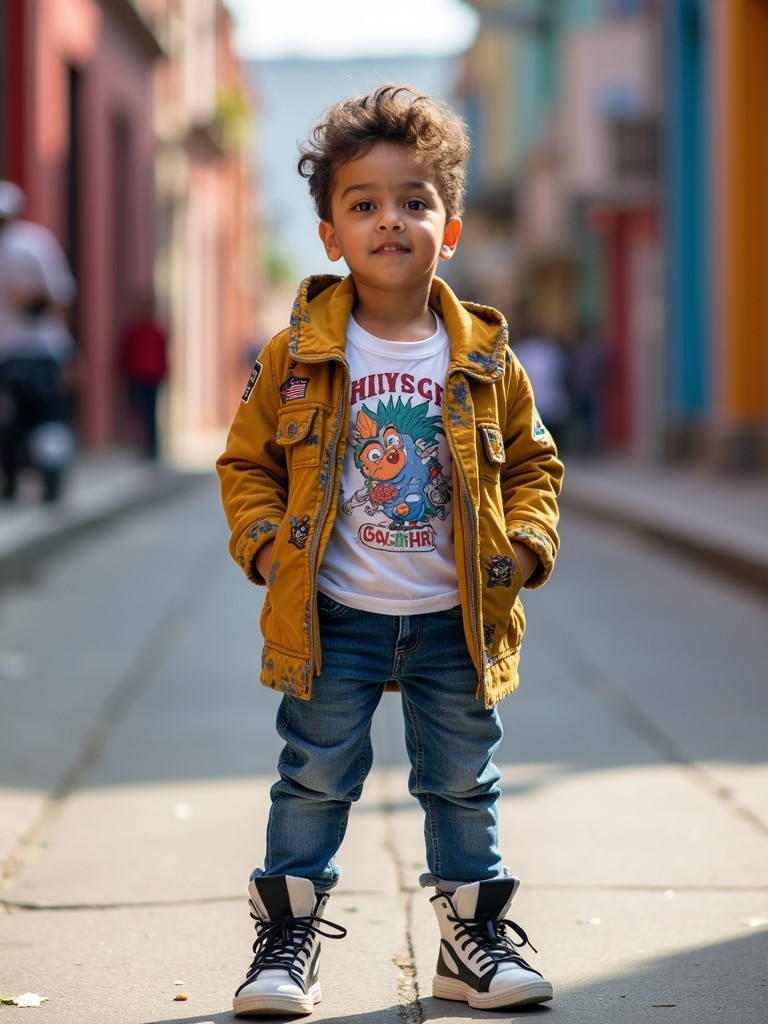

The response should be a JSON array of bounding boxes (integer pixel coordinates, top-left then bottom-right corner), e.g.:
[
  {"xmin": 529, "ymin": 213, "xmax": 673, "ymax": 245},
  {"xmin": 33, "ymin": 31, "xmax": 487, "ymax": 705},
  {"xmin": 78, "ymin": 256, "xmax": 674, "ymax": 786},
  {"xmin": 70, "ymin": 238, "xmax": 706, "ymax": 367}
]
[
  {"xmin": 477, "ymin": 421, "xmax": 505, "ymax": 481},
  {"xmin": 276, "ymin": 404, "xmax": 323, "ymax": 468}
]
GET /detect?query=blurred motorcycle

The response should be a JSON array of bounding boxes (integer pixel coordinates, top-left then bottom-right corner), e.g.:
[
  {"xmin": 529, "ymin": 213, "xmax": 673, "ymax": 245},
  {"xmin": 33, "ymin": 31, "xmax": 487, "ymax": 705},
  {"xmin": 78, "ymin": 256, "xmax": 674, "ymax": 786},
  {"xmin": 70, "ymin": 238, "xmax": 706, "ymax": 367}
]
[{"xmin": 0, "ymin": 312, "xmax": 76, "ymax": 503}]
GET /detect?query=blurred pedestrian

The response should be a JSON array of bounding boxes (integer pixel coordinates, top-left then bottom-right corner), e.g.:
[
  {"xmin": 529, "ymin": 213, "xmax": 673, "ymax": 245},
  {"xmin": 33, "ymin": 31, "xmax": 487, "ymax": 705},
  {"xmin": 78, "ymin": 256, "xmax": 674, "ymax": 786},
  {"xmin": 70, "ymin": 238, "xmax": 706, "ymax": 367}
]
[
  {"xmin": 0, "ymin": 180, "xmax": 80, "ymax": 502},
  {"xmin": 513, "ymin": 322, "xmax": 571, "ymax": 451},
  {"xmin": 119, "ymin": 293, "xmax": 169, "ymax": 461},
  {"xmin": 567, "ymin": 319, "xmax": 607, "ymax": 455},
  {"xmin": 217, "ymin": 84, "xmax": 563, "ymax": 1017}
]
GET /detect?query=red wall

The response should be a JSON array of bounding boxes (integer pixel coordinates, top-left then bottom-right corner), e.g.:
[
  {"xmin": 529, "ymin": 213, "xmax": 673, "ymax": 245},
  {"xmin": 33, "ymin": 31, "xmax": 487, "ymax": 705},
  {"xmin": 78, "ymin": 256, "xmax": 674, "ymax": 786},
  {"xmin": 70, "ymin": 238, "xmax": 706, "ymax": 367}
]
[{"xmin": 6, "ymin": 0, "xmax": 159, "ymax": 450}]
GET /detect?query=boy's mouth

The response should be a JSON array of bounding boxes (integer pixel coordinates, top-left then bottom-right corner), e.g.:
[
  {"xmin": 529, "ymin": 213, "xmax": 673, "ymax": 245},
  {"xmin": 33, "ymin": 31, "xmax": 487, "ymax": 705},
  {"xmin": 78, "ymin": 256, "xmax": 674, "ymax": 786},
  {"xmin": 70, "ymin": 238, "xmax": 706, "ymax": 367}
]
[{"xmin": 374, "ymin": 242, "xmax": 409, "ymax": 254}]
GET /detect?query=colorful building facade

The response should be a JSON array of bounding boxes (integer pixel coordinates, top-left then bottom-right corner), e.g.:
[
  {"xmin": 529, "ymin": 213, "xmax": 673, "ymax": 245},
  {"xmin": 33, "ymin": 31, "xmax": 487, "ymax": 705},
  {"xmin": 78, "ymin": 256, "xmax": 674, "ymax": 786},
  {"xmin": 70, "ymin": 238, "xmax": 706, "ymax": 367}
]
[
  {"xmin": 1, "ymin": 0, "xmax": 162, "ymax": 450},
  {"xmin": 457, "ymin": 0, "xmax": 768, "ymax": 471},
  {"xmin": 705, "ymin": 0, "xmax": 768, "ymax": 470},
  {"xmin": 0, "ymin": 0, "xmax": 261, "ymax": 459}
]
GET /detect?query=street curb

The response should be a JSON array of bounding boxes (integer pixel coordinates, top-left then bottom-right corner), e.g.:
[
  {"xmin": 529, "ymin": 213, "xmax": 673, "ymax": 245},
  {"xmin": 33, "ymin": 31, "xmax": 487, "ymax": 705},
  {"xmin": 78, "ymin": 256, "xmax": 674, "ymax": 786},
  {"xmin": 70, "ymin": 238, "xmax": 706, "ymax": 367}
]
[
  {"xmin": 0, "ymin": 469, "xmax": 209, "ymax": 583},
  {"xmin": 562, "ymin": 475, "xmax": 768, "ymax": 597}
]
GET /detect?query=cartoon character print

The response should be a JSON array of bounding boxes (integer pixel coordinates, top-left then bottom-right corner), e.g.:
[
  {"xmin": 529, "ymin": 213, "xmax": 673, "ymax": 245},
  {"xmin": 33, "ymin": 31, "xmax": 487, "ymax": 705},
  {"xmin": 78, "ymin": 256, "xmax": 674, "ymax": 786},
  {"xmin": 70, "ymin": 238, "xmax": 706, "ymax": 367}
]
[{"xmin": 341, "ymin": 396, "xmax": 450, "ymax": 531}]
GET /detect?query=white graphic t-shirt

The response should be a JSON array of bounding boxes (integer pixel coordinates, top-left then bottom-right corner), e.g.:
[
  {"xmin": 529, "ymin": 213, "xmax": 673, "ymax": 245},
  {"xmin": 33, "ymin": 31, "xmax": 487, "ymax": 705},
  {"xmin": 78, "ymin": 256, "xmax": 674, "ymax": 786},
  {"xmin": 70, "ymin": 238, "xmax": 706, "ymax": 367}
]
[{"xmin": 317, "ymin": 314, "xmax": 460, "ymax": 615}]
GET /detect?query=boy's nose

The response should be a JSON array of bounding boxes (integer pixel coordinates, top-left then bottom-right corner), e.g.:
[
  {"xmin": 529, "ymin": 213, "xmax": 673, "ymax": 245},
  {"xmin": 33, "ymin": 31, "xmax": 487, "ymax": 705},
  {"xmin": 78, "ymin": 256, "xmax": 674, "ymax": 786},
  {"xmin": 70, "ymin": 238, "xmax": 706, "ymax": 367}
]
[{"xmin": 377, "ymin": 207, "xmax": 403, "ymax": 230}]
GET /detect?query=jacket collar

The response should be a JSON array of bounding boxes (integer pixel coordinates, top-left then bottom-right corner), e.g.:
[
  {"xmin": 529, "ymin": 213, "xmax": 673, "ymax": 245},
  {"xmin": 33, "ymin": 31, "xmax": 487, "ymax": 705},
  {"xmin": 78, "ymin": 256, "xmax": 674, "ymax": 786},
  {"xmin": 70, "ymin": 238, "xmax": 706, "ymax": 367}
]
[{"xmin": 289, "ymin": 274, "xmax": 508, "ymax": 382}]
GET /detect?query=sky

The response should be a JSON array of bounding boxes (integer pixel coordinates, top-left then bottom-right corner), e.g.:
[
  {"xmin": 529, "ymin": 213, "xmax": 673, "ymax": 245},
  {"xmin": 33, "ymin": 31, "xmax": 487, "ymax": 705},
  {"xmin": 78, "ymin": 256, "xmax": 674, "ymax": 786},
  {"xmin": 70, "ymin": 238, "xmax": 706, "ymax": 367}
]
[{"xmin": 223, "ymin": 0, "xmax": 479, "ymax": 61}]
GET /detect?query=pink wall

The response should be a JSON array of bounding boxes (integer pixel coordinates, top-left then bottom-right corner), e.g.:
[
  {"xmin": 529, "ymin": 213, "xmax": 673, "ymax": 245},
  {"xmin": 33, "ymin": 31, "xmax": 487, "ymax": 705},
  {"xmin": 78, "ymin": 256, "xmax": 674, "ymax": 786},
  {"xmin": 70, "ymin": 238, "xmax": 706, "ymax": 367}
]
[
  {"xmin": 76, "ymin": 12, "xmax": 157, "ymax": 448},
  {"xmin": 19, "ymin": 0, "xmax": 159, "ymax": 449},
  {"xmin": 7, "ymin": 0, "xmax": 261, "ymax": 455}
]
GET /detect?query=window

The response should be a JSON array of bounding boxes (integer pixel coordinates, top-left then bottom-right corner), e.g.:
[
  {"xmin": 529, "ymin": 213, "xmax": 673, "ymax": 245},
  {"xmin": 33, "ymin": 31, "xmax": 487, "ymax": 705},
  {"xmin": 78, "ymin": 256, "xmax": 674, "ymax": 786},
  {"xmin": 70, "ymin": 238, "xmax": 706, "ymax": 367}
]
[{"xmin": 608, "ymin": 118, "xmax": 659, "ymax": 181}]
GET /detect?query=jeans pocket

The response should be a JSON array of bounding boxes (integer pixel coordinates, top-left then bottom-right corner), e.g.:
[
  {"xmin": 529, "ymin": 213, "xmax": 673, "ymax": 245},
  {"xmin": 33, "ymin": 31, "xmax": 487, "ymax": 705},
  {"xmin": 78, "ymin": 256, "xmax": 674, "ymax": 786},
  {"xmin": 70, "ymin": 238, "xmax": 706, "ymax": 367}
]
[
  {"xmin": 317, "ymin": 592, "xmax": 354, "ymax": 619},
  {"xmin": 442, "ymin": 604, "xmax": 464, "ymax": 620}
]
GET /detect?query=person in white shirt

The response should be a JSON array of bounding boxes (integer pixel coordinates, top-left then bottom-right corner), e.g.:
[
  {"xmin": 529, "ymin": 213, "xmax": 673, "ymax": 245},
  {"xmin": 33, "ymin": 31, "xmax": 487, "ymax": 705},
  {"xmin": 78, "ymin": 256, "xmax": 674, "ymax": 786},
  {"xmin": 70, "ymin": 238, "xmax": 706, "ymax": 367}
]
[{"xmin": 0, "ymin": 181, "xmax": 79, "ymax": 500}]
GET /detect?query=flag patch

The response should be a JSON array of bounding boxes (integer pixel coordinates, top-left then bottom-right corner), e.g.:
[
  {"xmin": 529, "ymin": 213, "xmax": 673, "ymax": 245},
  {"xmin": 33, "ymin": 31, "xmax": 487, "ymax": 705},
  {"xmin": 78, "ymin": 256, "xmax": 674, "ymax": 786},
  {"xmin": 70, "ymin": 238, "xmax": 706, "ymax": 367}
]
[{"xmin": 280, "ymin": 375, "xmax": 309, "ymax": 402}]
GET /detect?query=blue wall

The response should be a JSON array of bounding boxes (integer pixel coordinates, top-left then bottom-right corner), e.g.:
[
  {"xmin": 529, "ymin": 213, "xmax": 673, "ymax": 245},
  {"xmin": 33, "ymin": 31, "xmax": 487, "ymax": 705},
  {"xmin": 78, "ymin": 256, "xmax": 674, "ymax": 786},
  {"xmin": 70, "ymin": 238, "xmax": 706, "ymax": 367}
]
[{"xmin": 663, "ymin": 0, "xmax": 710, "ymax": 421}]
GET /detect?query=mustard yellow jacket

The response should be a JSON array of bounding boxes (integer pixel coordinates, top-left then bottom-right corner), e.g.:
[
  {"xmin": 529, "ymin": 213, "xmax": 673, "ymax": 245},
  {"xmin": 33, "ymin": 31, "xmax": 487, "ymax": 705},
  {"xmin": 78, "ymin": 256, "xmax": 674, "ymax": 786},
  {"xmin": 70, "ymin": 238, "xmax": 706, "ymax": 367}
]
[{"xmin": 217, "ymin": 275, "xmax": 563, "ymax": 707}]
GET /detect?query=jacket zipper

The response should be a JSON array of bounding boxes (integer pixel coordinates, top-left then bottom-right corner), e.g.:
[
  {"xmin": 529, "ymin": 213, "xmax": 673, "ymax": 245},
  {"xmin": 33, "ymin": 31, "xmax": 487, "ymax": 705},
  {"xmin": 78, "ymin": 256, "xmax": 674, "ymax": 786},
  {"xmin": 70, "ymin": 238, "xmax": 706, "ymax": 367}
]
[
  {"xmin": 458, "ymin": 471, "xmax": 485, "ymax": 700},
  {"xmin": 444, "ymin": 373, "xmax": 485, "ymax": 699},
  {"xmin": 306, "ymin": 357, "xmax": 349, "ymax": 680}
]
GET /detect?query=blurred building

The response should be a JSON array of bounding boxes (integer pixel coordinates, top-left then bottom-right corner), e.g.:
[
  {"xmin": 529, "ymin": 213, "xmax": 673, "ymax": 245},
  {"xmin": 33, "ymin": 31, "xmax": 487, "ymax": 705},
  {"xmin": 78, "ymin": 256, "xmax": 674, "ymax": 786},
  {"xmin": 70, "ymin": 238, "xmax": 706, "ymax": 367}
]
[
  {"xmin": 664, "ymin": 0, "xmax": 768, "ymax": 471},
  {"xmin": 455, "ymin": 0, "xmax": 768, "ymax": 471},
  {"xmin": 0, "ymin": 0, "xmax": 262, "ymax": 461},
  {"xmin": 149, "ymin": 0, "xmax": 263, "ymax": 462}
]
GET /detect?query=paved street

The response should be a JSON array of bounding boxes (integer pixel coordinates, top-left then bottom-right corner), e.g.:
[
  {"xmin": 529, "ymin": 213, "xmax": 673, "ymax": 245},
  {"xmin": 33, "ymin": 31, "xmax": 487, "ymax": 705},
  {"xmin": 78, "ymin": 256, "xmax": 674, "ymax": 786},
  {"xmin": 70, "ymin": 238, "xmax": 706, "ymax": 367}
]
[{"xmin": 1, "ymin": 473, "xmax": 766, "ymax": 1023}]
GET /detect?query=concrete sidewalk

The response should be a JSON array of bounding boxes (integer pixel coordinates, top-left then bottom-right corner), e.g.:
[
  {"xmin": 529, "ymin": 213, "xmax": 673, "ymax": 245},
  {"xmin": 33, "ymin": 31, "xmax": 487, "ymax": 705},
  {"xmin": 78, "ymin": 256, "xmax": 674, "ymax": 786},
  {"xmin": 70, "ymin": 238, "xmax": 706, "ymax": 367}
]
[
  {"xmin": 0, "ymin": 451, "xmax": 207, "ymax": 578},
  {"xmin": 561, "ymin": 457, "xmax": 768, "ymax": 595},
  {"xmin": 0, "ymin": 453, "xmax": 766, "ymax": 1024}
]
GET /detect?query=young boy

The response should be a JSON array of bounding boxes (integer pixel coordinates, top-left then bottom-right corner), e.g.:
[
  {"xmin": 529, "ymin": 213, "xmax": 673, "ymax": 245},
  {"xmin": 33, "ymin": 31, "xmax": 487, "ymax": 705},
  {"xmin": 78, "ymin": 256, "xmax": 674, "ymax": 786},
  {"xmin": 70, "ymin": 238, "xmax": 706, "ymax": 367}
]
[{"xmin": 217, "ymin": 84, "xmax": 563, "ymax": 1017}]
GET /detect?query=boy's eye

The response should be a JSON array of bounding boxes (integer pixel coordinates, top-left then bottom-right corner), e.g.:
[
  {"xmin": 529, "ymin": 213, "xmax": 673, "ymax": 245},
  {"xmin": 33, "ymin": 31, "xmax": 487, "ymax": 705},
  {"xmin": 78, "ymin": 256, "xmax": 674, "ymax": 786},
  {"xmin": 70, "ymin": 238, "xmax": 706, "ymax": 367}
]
[
  {"xmin": 405, "ymin": 199, "xmax": 427, "ymax": 211},
  {"xmin": 353, "ymin": 200, "xmax": 375, "ymax": 212}
]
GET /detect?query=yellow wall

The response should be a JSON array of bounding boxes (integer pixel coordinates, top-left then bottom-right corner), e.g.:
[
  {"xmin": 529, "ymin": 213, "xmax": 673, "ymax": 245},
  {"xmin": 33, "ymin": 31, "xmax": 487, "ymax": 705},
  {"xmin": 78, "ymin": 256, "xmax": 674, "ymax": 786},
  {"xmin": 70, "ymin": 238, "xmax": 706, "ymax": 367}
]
[{"xmin": 714, "ymin": 0, "xmax": 768, "ymax": 424}]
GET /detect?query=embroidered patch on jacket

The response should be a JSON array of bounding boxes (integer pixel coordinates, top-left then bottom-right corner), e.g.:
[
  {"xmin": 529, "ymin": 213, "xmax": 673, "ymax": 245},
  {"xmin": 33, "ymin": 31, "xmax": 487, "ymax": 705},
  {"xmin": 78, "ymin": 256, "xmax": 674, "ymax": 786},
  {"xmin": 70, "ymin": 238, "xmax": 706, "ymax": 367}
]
[
  {"xmin": 280, "ymin": 362, "xmax": 309, "ymax": 402},
  {"xmin": 288, "ymin": 514, "xmax": 311, "ymax": 549},
  {"xmin": 486, "ymin": 554, "xmax": 515, "ymax": 588},
  {"xmin": 245, "ymin": 519, "xmax": 279, "ymax": 542},
  {"xmin": 241, "ymin": 360, "xmax": 262, "ymax": 402},
  {"xmin": 480, "ymin": 425, "xmax": 505, "ymax": 463},
  {"xmin": 532, "ymin": 409, "xmax": 551, "ymax": 446}
]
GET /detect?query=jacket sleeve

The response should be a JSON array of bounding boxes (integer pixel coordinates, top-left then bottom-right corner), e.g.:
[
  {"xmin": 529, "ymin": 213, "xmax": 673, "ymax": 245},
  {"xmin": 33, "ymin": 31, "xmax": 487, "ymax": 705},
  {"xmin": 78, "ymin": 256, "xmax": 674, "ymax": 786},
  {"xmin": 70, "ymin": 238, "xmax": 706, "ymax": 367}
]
[
  {"xmin": 216, "ymin": 335, "xmax": 289, "ymax": 584},
  {"xmin": 501, "ymin": 351, "xmax": 564, "ymax": 589}
]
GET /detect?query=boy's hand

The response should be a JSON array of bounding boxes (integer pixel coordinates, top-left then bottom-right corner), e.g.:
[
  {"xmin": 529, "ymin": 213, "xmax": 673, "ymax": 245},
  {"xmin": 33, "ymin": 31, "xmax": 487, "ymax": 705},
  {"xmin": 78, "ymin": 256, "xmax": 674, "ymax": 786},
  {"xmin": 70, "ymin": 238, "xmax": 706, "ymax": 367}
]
[
  {"xmin": 511, "ymin": 541, "xmax": 539, "ymax": 585},
  {"xmin": 255, "ymin": 539, "xmax": 275, "ymax": 584}
]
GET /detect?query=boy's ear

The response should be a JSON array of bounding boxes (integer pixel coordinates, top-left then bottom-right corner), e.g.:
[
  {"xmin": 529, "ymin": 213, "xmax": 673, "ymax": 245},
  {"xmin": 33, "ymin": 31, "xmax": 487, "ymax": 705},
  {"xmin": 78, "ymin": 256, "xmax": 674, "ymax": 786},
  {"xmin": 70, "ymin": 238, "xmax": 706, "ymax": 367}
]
[
  {"xmin": 319, "ymin": 220, "xmax": 344, "ymax": 262},
  {"xmin": 439, "ymin": 217, "xmax": 462, "ymax": 261}
]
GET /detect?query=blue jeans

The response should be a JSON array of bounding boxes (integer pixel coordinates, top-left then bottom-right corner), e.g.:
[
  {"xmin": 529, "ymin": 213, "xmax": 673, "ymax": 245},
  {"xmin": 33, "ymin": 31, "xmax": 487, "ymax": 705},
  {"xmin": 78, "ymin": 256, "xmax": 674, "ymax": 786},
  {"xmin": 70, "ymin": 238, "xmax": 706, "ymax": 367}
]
[{"xmin": 256, "ymin": 594, "xmax": 504, "ymax": 892}]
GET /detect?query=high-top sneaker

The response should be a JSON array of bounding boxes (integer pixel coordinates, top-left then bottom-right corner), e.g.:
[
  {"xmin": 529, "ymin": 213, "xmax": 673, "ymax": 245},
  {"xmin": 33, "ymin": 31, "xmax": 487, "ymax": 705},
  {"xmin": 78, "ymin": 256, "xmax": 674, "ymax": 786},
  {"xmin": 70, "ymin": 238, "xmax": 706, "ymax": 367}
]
[
  {"xmin": 430, "ymin": 877, "xmax": 553, "ymax": 1009},
  {"xmin": 233, "ymin": 875, "xmax": 347, "ymax": 1017}
]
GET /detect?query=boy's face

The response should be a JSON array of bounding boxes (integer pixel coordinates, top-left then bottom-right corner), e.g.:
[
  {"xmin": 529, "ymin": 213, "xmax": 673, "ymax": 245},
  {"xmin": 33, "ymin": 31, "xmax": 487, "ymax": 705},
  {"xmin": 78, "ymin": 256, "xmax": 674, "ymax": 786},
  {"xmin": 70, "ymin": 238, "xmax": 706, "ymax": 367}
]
[{"xmin": 318, "ymin": 141, "xmax": 461, "ymax": 294}]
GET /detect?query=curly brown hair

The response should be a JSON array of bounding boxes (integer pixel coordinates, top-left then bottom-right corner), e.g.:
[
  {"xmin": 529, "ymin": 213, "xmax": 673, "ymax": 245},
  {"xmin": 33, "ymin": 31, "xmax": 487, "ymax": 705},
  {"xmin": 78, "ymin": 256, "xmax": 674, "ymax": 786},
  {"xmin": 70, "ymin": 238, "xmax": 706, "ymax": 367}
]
[{"xmin": 298, "ymin": 84, "xmax": 471, "ymax": 223}]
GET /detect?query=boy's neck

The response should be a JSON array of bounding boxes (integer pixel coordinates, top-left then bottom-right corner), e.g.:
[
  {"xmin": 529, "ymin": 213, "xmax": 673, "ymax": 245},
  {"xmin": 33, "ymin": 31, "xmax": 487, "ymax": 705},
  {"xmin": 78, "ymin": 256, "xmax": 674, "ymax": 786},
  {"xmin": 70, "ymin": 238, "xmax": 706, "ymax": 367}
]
[{"xmin": 352, "ymin": 283, "xmax": 437, "ymax": 342}]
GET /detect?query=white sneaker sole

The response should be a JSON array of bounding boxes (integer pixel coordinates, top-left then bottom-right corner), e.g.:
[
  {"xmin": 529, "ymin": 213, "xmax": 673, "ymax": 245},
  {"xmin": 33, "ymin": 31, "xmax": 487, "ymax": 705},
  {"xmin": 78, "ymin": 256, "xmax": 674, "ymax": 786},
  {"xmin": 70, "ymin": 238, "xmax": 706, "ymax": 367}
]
[
  {"xmin": 233, "ymin": 981, "xmax": 321, "ymax": 1017},
  {"xmin": 433, "ymin": 974, "xmax": 553, "ymax": 1008}
]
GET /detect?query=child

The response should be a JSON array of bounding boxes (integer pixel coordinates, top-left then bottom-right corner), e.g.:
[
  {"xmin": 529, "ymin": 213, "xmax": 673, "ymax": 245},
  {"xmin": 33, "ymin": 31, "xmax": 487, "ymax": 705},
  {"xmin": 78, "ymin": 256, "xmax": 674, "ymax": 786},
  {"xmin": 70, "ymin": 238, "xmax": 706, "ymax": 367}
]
[{"xmin": 217, "ymin": 84, "xmax": 563, "ymax": 1017}]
